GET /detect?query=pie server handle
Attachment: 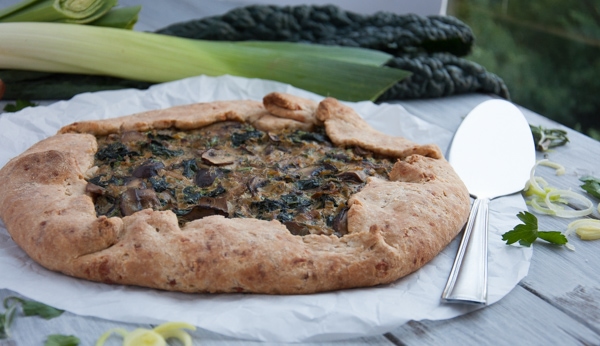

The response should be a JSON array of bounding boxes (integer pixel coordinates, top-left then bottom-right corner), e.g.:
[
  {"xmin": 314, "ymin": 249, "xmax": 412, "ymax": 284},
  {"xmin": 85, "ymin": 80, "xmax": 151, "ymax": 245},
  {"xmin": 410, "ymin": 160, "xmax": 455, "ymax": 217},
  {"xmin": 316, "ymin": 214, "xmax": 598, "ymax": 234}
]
[{"xmin": 441, "ymin": 197, "xmax": 488, "ymax": 305}]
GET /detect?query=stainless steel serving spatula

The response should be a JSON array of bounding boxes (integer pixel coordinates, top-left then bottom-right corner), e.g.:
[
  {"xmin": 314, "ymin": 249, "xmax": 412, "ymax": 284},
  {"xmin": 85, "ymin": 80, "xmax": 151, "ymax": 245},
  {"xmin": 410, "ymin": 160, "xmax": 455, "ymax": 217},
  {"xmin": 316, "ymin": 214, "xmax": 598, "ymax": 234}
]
[{"xmin": 441, "ymin": 99, "xmax": 535, "ymax": 305}]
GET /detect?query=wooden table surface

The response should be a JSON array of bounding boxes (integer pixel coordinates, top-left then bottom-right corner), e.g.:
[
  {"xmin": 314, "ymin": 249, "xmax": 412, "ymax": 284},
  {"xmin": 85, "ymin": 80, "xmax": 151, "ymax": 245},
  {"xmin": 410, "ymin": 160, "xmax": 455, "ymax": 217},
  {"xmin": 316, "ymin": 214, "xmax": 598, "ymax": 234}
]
[{"xmin": 1, "ymin": 1, "xmax": 600, "ymax": 345}]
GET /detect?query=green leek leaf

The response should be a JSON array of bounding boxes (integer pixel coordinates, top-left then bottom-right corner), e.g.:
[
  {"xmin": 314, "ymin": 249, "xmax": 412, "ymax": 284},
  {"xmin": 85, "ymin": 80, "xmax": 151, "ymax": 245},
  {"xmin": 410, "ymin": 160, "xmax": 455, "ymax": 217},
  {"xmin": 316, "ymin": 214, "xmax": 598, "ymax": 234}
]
[
  {"xmin": 235, "ymin": 41, "xmax": 391, "ymax": 67},
  {"xmin": 0, "ymin": 0, "xmax": 117, "ymax": 24},
  {"xmin": 88, "ymin": 5, "xmax": 141, "ymax": 29},
  {"xmin": 0, "ymin": 22, "xmax": 410, "ymax": 101}
]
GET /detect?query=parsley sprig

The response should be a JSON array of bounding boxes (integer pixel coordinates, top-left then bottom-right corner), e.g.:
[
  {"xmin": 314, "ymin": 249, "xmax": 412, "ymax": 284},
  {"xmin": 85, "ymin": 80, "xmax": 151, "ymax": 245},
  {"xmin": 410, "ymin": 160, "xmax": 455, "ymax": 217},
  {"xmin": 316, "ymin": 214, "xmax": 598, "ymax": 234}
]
[
  {"xmin": 580, "ymin": 176, "xmax": 600, "ymax": 199},
  {"xmin": 1, "ymin": 296, "xmax": 64, "ymax": 340},
  {"xmin": 502, "ymin": 211, "xmax": 568, "ymax": 247}
]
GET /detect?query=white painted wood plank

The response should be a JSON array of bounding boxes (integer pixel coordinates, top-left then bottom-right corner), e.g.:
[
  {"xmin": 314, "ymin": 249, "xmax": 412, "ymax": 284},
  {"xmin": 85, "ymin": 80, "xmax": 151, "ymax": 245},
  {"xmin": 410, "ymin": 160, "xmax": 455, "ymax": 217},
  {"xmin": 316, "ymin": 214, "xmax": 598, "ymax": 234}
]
[
  {"xmin": 0, "ymin": 289, "xmax": 152, "ymax": 346},
  {"xmin": 394, "ymin": 94, "xmax": 600, "ymax": 341},
  {"xmin": 0, "ymin": 289, "xmax": 396, "ymax": 345},
  {"xmin": 388, "ymin": 285, "xmax": 600, "ymax": 346}
]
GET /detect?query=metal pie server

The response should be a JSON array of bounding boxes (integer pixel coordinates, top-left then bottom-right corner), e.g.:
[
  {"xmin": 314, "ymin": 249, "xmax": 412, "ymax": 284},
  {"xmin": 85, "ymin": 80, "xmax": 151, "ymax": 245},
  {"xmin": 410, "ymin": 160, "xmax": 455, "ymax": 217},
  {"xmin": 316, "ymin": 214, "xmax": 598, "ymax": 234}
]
[{"xmin": 441, "ymin": 99, "xmax": 535, "ymax": 305}]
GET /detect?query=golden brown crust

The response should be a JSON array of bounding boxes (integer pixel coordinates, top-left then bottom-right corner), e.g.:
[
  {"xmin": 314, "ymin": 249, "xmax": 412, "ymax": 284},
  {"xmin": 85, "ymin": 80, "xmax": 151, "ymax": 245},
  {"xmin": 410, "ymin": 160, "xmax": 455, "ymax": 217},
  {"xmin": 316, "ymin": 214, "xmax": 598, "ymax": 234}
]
[
  {"xmin": 263, "ymin": 92, "xmax": 321, "ymax": 126},
  {"xmin": 317, "ymin": 98, "xmax": 443, "ymax": 159},
  {"xmin": 0, "ymin": 93, "xmax": 469, "ymax": 294}
]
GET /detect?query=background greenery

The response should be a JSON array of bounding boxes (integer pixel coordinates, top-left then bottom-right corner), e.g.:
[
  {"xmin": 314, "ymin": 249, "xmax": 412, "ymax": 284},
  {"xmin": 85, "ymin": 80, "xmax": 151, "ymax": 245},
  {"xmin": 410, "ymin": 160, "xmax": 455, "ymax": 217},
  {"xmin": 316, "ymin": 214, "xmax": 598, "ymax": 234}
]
[{"xmin": 447, "ymin": 0, "xmax": 600, "ymax": 139}]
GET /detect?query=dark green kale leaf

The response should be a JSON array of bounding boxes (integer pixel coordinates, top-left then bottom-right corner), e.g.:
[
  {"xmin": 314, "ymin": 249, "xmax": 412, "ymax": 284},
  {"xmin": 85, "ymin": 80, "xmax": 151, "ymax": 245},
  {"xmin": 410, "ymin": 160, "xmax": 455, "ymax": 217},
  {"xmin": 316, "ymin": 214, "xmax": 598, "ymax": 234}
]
[
  {"xmin": 148, "ymin": 140, "xmax": 183, "ymax": 157},
  {"xmin": 231, "ymin": 129, "xmax": 263, "ymax": 147},
  {"xmin": 291, "ymin": 130, "xmax": 328, "ymax": 143},
  {"xmin": 149, "ymin": 175, "xmax": 169, "ymax": 192},
  {"xmin": 3, "ymin": 99, "xmax": 37, "ymax": 112},
  {"xmin": 296, "ymin": 179, "xmax": 320, "ymax": 190},
  {"xmin": 182, "ymin": 185, "xmax": 226, "ymax": 204},
  {"xmin": 380, "ymin": 53, "xmax": 510, "ymax": 101},
  {"xmin": 95, "ymin": 142, "xmax": 138, "ymax": 162},
  {"xmin": 252, "ymin": 198, "xmax": 285, "ymax": 213},
  {"xmin": 280, "ymin": 193, "xmax": 312, "ymax": 209},
  {"xmin": 180, "ymin": 158, "xmax": 198, "ymax": 178},
  {"xmin": 156, "ymin": 5, "xmax": 475, "ymax": 57}
]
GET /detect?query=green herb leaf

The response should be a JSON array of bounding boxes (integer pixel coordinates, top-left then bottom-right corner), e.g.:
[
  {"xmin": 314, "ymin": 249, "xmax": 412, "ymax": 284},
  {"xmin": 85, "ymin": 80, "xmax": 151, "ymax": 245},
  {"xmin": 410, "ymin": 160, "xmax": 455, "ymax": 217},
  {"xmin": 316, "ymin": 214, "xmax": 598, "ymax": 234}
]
[
  {"xmin": 502, "ymin": 211, "xmax": 539, "ymax": 246},
  {"xmin": 44, "ymin": 334, "xmax": 80, "ymax": 346},
  {"xmin": 3, "ymin": 99, "xmax": 37, "ymax": 112},
  {"xmin": 530, "ymin": 124, "xmax": 569, "ymax": 151},
  {"xmin": 538, "ymin": 231, "xmax": 568, "ymax": 245},
  {"xmin": 3, "ymin": 296, "xmax": 64, "ymax": 319},
  {"xmin": 0, "ymin": 303, "xmax": 17, "ymax": 339},
  {"xmin": 21, "ymin": 300, "xmax": 64, "ymax": 319},
  {"xmin": 580, "ymin": 176, "xmax": 600, "ymax": 199},
  {"xmin": 502, "ymin": 211, "xmax": 567, "ymax": 247}
]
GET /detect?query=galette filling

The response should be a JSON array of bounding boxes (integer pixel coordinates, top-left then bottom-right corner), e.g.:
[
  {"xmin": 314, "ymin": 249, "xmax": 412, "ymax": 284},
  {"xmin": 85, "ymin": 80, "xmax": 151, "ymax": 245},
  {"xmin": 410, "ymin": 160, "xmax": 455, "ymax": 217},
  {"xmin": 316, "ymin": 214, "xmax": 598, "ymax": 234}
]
[{"xmin": 86, "ymin": 121, "xmax": 395, "ymax": 236}]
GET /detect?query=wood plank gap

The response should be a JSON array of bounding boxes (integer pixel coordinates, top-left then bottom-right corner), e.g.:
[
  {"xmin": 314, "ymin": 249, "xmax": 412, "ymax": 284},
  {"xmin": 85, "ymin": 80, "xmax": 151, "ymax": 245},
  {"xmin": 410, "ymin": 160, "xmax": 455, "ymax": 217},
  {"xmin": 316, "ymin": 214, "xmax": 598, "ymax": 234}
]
[
  {"xmin": 384, "ymin": 332, "xmax": 407, "ymax": 346},
  {"xmin": 519, "ymin": 282, "xmax": 600, "ymax": 335}
]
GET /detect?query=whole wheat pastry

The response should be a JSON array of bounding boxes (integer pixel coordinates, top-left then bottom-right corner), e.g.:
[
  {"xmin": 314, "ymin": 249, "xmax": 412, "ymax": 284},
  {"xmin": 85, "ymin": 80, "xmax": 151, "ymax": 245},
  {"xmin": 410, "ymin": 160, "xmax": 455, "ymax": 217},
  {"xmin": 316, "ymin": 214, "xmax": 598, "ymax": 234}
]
[{"xmin": 0, "ymin": 92, "xmax": 470, "ymax": 294}]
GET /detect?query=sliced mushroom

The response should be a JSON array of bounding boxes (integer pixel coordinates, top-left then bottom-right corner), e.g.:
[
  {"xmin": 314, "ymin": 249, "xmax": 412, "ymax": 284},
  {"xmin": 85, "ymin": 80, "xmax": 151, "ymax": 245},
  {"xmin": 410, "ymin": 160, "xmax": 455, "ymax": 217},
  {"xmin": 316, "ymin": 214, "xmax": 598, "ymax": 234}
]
[
  {"xmin": 119, "ymin": 188, "xmax": 160, "ymax": 216},
  {"xmin": 353, "ymin": 146, "xmax": 372, "ymax": 156},
  {"xmin": 132, "ymin": 160, "xmax": 165, "ymax": 179},
  {"xmin": 125, "ymin": 177, "xmax": 146, "ymax": 189},
  {"xmin": 263, "ymin": 144, "xmax": 275, "ymax": 156},
  {"xmin": 327, "ymin": 152, "xmax": 350, "ymax": 162},
  {"xmin": 284, "ymin": 221, "xmax": 310, "ymax": 236},
  {"xmin": 194, "ymin": 168, "xmax": 223, "ymax": 188},
  {"xmin": 336, "ymin": 170, "xmax": 368, "ymax": 183},
  {"xmin": 137, "ymin": 188, "xmax": 161, "ymax": 210},
  {"xmin": 246, "ymin": 176, "xmax": 267, "ymax": 196},
  {"xmin": 299, "ymin": 163, "xmax": 338, "ymax": 178},
  {"xmin": 332, "ymin": 207, "xmax": 349, "ymax": 236},
  {"xmin": 85, "ymin": 182, "xmax": 105, "ymax": 196},
  {"xmin": 119, "ymin": 189, "xmax": 142, "ymax": 216},
  {"xmin": 179, "ymin": 197, "xmax": 229, "ymax": 222},
  {"xmin": 296, "ymin": 166, "xmax": 319, "ymax": 177},
  {"xmin": 120, "ymin": 131, "xmax": 147, "ymax": 144},
  {"xmin": 201, "ymin": 148, "xmax": 236, "ymax": 166},
  {"xmin": 267, "ymin": 132, "xmax": 281, "ymax": 142}
]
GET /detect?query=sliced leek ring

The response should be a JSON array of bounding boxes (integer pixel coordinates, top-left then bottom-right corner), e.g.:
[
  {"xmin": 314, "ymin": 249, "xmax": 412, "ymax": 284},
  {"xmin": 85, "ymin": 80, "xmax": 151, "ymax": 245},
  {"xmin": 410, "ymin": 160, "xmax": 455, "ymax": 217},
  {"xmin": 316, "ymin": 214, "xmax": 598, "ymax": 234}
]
[
  {"xmin": 96, "ymin": 321, "xmax": 196, "ymax": 346},
  {"xmin": 567, "ymin": 219, "xmax": 600, "ymax": 240},
  {"xmin": 525, "ymin": 159, "xmax": 596, "ymax": 218},
  {"xmin": 544, "ymin": 189, "xmax": 594, "ymax": 218},
  {"xmin": 537, "ymin": 159, "xmax": 566, "ymax": 175}
]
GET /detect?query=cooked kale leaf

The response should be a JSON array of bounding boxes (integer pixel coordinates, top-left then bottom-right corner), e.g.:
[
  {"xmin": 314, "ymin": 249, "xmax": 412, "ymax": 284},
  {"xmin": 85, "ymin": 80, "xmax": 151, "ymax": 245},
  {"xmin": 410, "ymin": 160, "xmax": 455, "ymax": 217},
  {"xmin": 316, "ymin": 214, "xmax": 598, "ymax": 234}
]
[
  {"xmin": 231, "ymin": 129, "xmax": 263, "ymax": 147},
  {"xmin": 95, "ymin": 142, "xmax": 138, "ymax": 162}
]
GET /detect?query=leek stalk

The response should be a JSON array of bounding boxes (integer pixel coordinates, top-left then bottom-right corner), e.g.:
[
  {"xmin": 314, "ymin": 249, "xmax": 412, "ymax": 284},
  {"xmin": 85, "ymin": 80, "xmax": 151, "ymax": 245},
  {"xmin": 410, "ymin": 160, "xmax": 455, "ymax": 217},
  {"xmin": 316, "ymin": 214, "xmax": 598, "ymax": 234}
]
[
  {"xmin": 0, "ymin": 0, "xmax": 117, "ymax": 24},
  {"xmin": 88, "ymin": 5, "xmax": 140, "ymax": 29},
  {"xmin": 0, "ymin": 22, "xmax": 410, "ymax": 101}
]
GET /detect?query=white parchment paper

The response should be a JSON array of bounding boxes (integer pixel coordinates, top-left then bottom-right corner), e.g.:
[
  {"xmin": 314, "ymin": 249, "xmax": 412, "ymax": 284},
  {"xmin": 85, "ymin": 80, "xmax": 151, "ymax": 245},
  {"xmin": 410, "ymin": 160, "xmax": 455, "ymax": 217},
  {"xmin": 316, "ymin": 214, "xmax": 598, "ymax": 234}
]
[{"xmin": 0, "ymin": 75, "xmax": 532, "ymax": 342}]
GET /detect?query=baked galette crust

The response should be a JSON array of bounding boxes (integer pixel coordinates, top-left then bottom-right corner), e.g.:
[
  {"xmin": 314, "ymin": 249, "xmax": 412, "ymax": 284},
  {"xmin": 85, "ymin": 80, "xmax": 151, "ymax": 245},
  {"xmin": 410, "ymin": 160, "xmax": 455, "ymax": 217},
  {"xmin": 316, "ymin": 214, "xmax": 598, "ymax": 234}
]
[{"xmin": 0, "ymin": 93, "xmax": 469, "ymax": 294}]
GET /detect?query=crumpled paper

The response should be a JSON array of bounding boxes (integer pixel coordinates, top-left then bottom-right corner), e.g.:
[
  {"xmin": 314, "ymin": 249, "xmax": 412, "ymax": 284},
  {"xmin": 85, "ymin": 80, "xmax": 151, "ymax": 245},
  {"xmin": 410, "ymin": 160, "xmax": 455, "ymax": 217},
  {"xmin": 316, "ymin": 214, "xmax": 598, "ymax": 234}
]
[{"xmin": 0, "ymin": 75, "xmax": 532, "ymax": 342}]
